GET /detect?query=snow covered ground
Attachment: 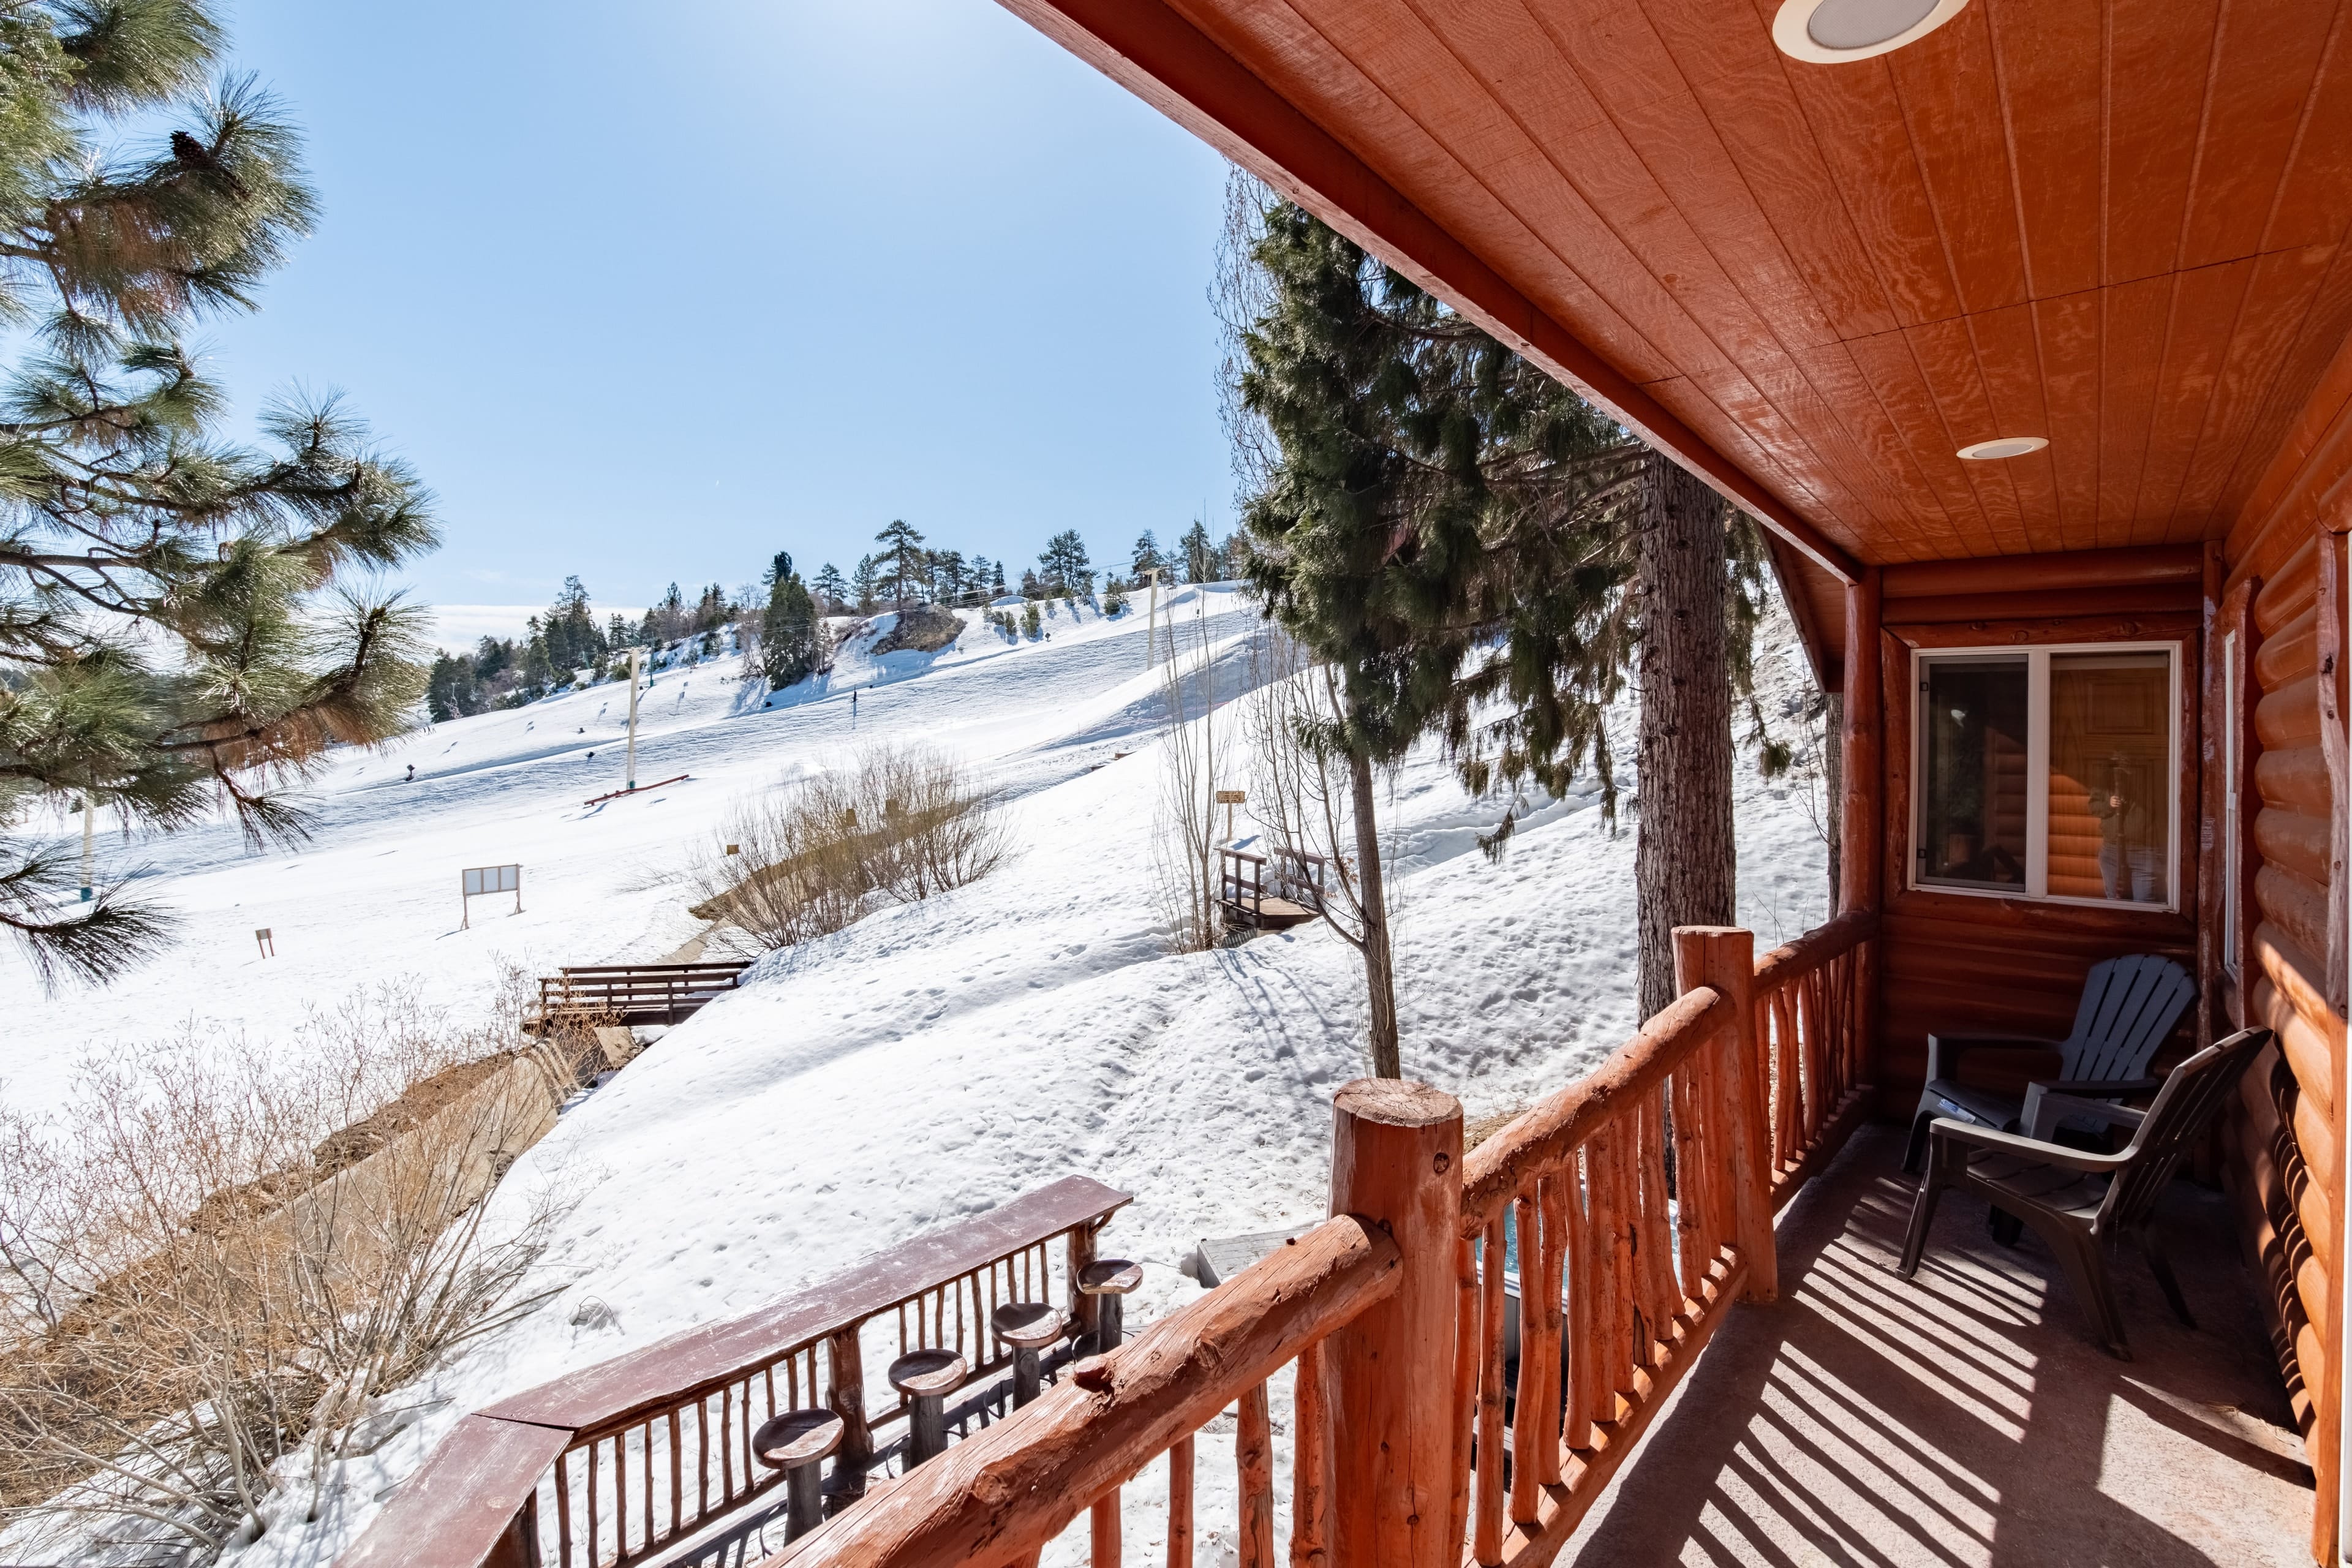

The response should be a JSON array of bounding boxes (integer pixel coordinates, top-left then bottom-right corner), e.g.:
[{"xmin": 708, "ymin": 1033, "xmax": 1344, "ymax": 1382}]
[{"xmin": 4, "ymin": 582, "xmax": 1830, "ymax": 1567}]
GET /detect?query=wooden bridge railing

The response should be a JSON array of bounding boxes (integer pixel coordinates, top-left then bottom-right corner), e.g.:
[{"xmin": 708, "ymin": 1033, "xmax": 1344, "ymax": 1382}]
[{"xmin": 528, "ymin": 962, "xmax": 753, "ymax": 1032}]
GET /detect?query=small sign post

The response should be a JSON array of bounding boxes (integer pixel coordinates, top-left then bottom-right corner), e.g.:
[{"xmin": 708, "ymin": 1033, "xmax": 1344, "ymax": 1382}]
[
  {"xmin": 254, "ymin": 928, "xmax": 274, "ymax": 958},
  {"xmin": 1215, "ymin": 788, "xmax": 1246, "ymax": 843},
  {"xmin": 462, "ymin": 864, "xmax": 522, "ymax": 929}
]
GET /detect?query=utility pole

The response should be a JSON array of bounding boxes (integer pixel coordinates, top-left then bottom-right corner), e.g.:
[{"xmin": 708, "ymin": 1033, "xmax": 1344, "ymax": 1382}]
[
  {"xmin": 78, "ymin": 797, "xmax": 92, "ymax": 901},
  {"xmin": 625, "ymin": 647, "xmax": 643, "ymax": 792},
  {"xmin": 1144, "ymin": 567, "xmax": 1163, "ymax": 670}
]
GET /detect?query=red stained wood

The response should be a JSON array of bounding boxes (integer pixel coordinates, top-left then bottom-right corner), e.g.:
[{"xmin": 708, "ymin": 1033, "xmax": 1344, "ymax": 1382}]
[
  {"xmin": 1288, "ymin": 1344, "xmax": 1325, "ymax": 1568},
  {"xmin": 775, "ymin": 1215, "xmax": 1398, "ymax": 1568},
  {"xmin": 337, "ymin": 1416, "xmax": 573, "ymax": 1568},
  {"xmin": 1322, "ymin": 1079, "xmax": 1462, "ymax": 1568},
  {"xmin": 482, "ymin": 1177, "xmax": 1129, "ymax": 1433},
  {"xmin": 1167, "ymin": 1433, "xmax": 1194, "ymax": 1568},
  {"xmin": 1237, "ymin": 1383, "xmax": 1273, "ymax": 1568}
]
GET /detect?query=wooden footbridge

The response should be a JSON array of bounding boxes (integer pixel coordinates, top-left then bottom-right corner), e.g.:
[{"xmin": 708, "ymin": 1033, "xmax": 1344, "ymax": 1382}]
[
  {"xmin": 1218, "ymin": 845, "xmax": 1332, "ymax": 932},
  {"xmin": 525, "ymin": 960, "xmax": 753, "ymax": 1033}
]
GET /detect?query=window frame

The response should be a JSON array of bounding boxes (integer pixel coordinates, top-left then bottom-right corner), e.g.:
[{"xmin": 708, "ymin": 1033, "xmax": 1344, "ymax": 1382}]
[{"xmin": 1905, "ymin": 639, "xmax": 2183, "ymax": 913}]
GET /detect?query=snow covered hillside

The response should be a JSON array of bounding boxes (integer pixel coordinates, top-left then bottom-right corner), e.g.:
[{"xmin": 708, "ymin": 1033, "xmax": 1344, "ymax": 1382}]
[{"xmin": 6, "ymin": 582, "xmax": 1830, "ymax": 1567}]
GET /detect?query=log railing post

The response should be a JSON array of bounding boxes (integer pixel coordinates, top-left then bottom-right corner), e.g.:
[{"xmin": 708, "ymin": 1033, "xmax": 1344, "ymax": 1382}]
[
  {"xmin": 1324, "ymin": 1078, "xmax": 1461, "ymax": 1568},
  {"xmin": 1672, "ymin": 927, "xmax": 1774, "ymax": 1303},
  {"xmin": 826, "ymin": 1326, "xmax": 871, "ymax": 1501}
]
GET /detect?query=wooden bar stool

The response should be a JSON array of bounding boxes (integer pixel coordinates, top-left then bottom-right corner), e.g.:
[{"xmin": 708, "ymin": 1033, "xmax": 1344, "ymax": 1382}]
[
  {"xmin": 1077, "ymin": 1259, "xmax": 1144, "ymax": 1353},
  {"xmin": 751, "ymin": 1409, "xmax": 843, "ymax": 1540},
  {"xmin": 990, "ymin": 1302, "xmax": 1063, "ymax": 1407},
  {"xmin": 886, "ymin": 1349, "xmax": 968, "ymax": 1466}
]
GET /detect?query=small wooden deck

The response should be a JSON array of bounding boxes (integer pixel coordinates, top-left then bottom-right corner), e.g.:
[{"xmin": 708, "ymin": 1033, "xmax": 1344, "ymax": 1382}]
[
  {"xmin": 1218, "ymin": 845, "xmax": 1327, "ymax": 933},
  {"xmin": 1564, "ymin": 1124, "xmax": 2312, "ymax": 1567}
]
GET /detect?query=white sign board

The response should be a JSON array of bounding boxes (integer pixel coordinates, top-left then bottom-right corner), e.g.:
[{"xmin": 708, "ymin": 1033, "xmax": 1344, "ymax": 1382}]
[{"xmin": 461, "ymin": 864, "xmax": 522, "ymax": 927}]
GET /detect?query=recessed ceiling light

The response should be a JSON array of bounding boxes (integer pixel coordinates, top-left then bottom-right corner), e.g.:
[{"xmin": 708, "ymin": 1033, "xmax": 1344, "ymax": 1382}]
[
  {"xmin": 1956, "ymin": 435, "xmax": 2049, "ymax": 461},
  {"xmin": 1773, "ymin": 0, "xmax": 1970, "ymax": 64}
]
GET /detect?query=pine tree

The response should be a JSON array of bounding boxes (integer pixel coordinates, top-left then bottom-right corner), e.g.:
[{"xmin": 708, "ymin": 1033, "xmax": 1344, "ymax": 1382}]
[
  {"xmin": 543, "ymin": 576, "xmax": 605, "ymax": 676},
  {"xmin": 967, "ymin": 556, "xmax": 993, "ymax": 603},
  {"xmin": 1234, "ymin": 194, "xmax": 1776, "ymax": 1038},
  {"xmin": 1131, "ymin": 530, "xmax": 1164, "ymax": 580},
  {"xmin": 991, "ymin": 560, "xmax": 1008, "ymax": 594},
  {"xmin": 760, "ymin": 567, "xmax": 823, "ymax": 688},
  {"xmin": 875, "ymin": 518, "xmax": 926, "ymax": 609},
  {"xmin": 1039, "ymin": 529, "xmax": 1093, "ymax": 594},
  {"xmin": 851, "ymin": 554, "xmax": 881, "ymax": 614},
  {"xmin": 811, "ymin": 562, "xmax": 846, "ymax": 611},
  {"xmin": 764, "ymin": 550, "xmax": 794, "ymax": 589},
  {"xmin": 0, "ymin": 2, "xmax": 437, "ymax": 986},
  {"xmin": 1178, "ymin": 519, "xmax": 1220, "ymax": 584}
]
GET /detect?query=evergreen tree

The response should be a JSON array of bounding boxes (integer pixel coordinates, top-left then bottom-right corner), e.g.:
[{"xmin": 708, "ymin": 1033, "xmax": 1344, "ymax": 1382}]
[
  {"xmin": 811, "ymin": 562, "xmax": 846, "ymax": 611},
  {"xmin": 851, "ymin": 554, "xmax": 881, "ymax": 614},
  {"xmin": 1019, "ymin": 565, "xmax": 1042, "ymax": 600},
  {"xmin": 764, "ymin": 550, "xmax": 794, "ymax": 589},
  {"xmin": 646, "ymin": 582, "xmax": 687, "ymax": 643},
  {"xmin": 0, "ymin": 1, "xmax": 437, "ymax": 986},
  {"xmin": 1131, "ymin": 530, "xmax": 1164, "ymax": 580},
  {"xmin": 1235, "ymin": 194, "xmax": 1774, "ymax": 1040},
  {"xmin": 543, "ymin": 576, "xmax": 605, "ymax": 674},
  {"xmin": 426, "ymin": 653, "xmax": 482, "ymax": 722},
  {"xmin": 874, "ymin": 518, "xmax": 926, "ymax": 609},
  {"xmin": 760, "ymin": 568, "xmax": 823, "ymax": 688},
  {"xmin": 606, "ymin": 612, "xmax": 635, "ymax": 650},
  {"xmin": 991, "ymin": 560, "xmax": 1008, "ymax": 594},
  {"xmin": 968, "ymin": 556, "xmax": 993, "ymax": 601},
  {"xmin": 692, "ymin": 583, "xmax": 730, "ymax": 636},
  {"xmin": 1038, "ymin": 529, "xmax": 1093, "ymax": 594},
  {"xmin": 1178, "ymin": 519, "xmax": 1221, "ymax": 583},
  {"xmin": 931, "ymin": 548, "xmax": 965, "ymax": 605}
]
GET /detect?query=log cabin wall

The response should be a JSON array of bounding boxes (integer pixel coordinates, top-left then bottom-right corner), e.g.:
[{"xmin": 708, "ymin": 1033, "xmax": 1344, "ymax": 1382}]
[
  {"xmin": 2217, "ymin": 328, "xmax": 2352, "ymax": 1562},
  {"xmin": 1872, "ymin": 548, "xmax": 2205, "ymax": 1120}
]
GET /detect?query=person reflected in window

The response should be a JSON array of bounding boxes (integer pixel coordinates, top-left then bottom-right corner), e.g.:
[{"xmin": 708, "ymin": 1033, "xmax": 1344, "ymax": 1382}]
[{"xmin": 2089, "ymin": 761, "xmax": 2157, "ymax": 902}]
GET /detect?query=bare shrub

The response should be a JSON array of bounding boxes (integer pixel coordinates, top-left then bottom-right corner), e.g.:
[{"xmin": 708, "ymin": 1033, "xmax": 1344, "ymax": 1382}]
[
  {"xmin": 1242, "ymin": 628, "xmax": 1407, "ymax": 956},
  {"xmin": 0, "ymin": 980, "xmax": 574, "ymax": 1561},
  {"xmin": 1151, "ymin": 595, "xmax": 1229, "ymax": 954},
  {"xmin": 690, "ymin": 745, "xmax": 1008, "ymax": 952}
]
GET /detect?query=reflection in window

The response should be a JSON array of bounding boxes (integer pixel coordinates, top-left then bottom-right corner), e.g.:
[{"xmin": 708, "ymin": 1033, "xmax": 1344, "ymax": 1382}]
[
  {"xmin": 1919, "ymin": 658, "xmax": 2028, "ymax": 890},
  {"xmin": 2049, "ymin": 651, "xmax": 2169, "ymax": 905}
]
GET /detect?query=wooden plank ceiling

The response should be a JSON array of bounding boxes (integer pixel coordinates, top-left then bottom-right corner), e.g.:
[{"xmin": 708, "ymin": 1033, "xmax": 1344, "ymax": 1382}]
[{"xmin": 1004, "ymin": 0, "xmax": 2352, "ymax": 612}]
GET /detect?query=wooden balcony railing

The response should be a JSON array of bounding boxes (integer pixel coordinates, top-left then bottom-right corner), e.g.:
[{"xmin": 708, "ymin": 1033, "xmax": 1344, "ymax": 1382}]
[
  {"xmin": 341, "ymin": 911, "xmax": 1876, "ymax": 1568},
  {"xmin": 337, "ymin": 1177, "xmax": 1129, "ymax": 1568}
]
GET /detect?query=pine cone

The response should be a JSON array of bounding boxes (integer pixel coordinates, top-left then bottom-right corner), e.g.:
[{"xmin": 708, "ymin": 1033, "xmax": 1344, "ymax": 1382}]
[{"xmin": 170, "ymin": 130, "xmax": 220, "ymax": 171}]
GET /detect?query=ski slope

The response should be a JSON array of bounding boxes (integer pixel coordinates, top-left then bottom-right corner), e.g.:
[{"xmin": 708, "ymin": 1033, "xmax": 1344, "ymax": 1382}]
[
  {"xmin": 4, "ymin": 582, "xmax": 1831, "ymax": 1567},
  {"xmin": 1, "ymin": 588, "xmax": 1260, "ymax": 1118}
]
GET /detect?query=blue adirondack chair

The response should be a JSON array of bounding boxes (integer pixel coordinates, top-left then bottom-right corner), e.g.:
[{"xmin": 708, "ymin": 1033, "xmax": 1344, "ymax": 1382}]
[{"xmin": 1901, "ymin": 954, "xmax": 2196, "ymax": 1175}]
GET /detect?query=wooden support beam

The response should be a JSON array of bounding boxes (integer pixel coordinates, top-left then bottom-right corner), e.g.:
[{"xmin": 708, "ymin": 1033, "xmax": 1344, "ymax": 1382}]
[{"xmin": 1324, "ymin": 1079, "xmax": 1463, "ymax": 1568}]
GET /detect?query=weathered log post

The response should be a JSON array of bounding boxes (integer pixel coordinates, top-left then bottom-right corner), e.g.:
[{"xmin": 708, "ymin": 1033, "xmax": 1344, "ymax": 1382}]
[
  {"xmin": 1324, "ymin": 1078, "xmax": 1462, "ymax": 1568},
  {"xmin": 1672, "ymin": 927, "xmax": 1775, "ymax": 1302}
]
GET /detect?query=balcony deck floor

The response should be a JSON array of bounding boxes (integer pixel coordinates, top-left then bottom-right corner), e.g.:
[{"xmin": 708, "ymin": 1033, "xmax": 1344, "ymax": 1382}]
[{"xmin": 1567, "ymin": 1124, "xmax": 2314, "ymax": 1567}]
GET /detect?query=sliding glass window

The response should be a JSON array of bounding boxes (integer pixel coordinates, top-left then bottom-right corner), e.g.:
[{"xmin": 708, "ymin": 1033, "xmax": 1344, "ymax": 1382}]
[{"xmin": 1912, "ymin": 645, "xmax": 2178, "ymax": 910}]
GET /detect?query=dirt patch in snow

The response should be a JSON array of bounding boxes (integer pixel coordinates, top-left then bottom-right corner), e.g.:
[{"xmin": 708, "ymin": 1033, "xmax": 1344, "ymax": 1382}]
[{"xmin": 871, "ymin": 605, "xmax": 963, "ymax": 655}]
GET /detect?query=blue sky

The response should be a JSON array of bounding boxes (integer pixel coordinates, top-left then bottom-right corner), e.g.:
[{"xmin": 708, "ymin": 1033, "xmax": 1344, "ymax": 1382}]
[{"xmin": 188, "ymin": 0, "xmax": 1234, "ymax": 638}]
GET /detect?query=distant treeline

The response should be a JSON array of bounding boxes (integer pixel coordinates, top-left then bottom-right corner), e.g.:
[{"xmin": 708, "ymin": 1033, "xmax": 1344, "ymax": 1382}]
[{"xmin": 426, "ymin": 518, "xmax": 1245, "ymax": 721}]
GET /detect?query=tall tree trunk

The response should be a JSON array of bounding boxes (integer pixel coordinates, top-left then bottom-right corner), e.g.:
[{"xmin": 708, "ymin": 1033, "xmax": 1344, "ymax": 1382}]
[
  {"xmin": 1825, "ymin": 692, "xmax": 1844, "ymax": 914},
  {"xmin": 1634, "ymin": 451, "xmax": 1737, "ymax": 1022},
  {"xmin": 1350, "ymin": 748, "xmax": 1402, "ymax": 1077}
]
